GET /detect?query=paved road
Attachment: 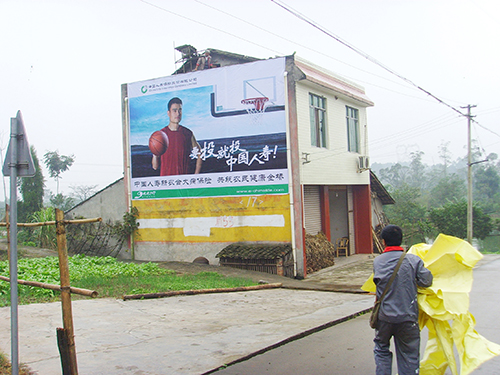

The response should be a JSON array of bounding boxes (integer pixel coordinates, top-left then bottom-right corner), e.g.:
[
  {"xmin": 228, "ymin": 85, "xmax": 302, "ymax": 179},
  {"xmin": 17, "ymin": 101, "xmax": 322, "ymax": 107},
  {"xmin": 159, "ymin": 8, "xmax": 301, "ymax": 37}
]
[{"xmin": 212, "ymin": 256, "xmax": 500, "ymax": 375}]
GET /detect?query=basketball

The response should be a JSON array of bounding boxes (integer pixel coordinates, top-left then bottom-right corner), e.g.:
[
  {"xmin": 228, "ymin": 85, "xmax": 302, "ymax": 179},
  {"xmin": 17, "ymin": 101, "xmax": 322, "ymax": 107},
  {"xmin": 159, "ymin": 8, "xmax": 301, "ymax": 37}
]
[{"xmin": 149, "ymin": 130, "xmax": 169, "ymax": 156}]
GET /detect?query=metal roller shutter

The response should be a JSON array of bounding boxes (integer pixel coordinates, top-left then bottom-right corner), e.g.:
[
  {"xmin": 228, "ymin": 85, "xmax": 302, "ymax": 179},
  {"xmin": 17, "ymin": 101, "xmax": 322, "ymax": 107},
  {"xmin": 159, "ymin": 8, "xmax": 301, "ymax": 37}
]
[{"xmin": 304, "ymin": 185, "xmax": 321, "ymax": 235}]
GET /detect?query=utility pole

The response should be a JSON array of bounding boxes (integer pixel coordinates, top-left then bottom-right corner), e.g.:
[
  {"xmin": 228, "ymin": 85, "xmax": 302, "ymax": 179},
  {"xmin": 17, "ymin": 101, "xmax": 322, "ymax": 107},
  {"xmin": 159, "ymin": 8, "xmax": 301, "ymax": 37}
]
[{"xmin": 462, "ymin": 104, "xmax": 476, "ymax": 244}]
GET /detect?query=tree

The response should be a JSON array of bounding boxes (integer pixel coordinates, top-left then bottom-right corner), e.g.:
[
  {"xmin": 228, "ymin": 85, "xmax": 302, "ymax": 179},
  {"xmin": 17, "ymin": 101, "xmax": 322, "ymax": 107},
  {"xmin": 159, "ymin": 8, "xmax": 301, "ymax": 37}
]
[
  {"xmin": 379, "ymin": 163, "xmax": 410, "ymax": 189},
  {"xmin": 384, "ymin": 184, "xmax": 433, "ymax": 245},
  {"xmin": 438, "ymin": 141, "xmax": 452, "ymax": 175},
  {"xmin": 49, "ymin": 193, "xmax": 75, "ymax": 212},
  {"xmin": 474, "ymin": 164, "xmax": 500, "ymax": 202},
  {"xmin": 429, "ymin": 200, "xmax": 493, "ymax": 240},
  {"xmin": 69, "ymin": 184, "xmax": 98, "ymax": 204},
  {"xmin": 428, "ymin": 173, "xmax": 466, "ymax": 208},
  {"xmin": 43, "ymin": 150, "xmax": 75, "ymax": 195},
  {"xmin": 50, "ymin": 193, "xmax": 75, "ymax": 211},
  {"xmin": 18, "ymin": 146, "xmax": 45, "ymax": 223},
  {"xmin": 408, "ymin": 150, "xmax": 427, "ymax": 190}
]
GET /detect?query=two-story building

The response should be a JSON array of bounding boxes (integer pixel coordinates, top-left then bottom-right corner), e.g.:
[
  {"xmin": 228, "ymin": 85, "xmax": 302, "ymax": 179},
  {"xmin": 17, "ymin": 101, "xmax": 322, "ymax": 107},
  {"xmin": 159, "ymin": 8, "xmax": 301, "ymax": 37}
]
[{"xmin": 67, "ymin": 46, "xmax": 383, "ymax": 278}]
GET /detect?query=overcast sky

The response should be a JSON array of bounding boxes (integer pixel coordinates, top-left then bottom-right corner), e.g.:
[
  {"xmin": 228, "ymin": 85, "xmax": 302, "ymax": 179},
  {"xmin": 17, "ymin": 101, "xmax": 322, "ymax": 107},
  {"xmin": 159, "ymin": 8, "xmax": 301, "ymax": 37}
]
[{"xmin": 1, "ymin": 0, "xmax": 499, "ymax": 198}]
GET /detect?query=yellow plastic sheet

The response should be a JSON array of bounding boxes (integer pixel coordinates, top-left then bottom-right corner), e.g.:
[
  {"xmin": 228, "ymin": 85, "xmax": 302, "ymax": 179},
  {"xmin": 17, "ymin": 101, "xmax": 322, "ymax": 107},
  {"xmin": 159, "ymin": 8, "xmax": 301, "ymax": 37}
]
[{"xmin": 362, "ymin": 234, "xmax": 500, "ymax": 374}]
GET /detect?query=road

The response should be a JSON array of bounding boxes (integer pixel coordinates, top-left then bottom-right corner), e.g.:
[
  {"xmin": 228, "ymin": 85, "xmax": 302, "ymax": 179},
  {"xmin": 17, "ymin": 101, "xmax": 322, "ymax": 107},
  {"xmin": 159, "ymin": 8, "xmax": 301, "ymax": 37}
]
[{"xmin": 211, "ymin": 256, "xmax": 500, "ymax": 375}]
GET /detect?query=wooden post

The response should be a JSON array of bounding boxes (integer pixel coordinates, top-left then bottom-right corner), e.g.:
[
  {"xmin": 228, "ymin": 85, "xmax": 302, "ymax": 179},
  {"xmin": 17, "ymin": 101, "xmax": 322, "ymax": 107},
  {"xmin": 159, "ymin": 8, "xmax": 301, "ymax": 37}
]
[
  {"xmin": 55, "ymin": 208, "xmax": 78, "ymax": 375},
  {"xmin": 57, "ymin": 328, "xmax": 72, "ymax": 375}
]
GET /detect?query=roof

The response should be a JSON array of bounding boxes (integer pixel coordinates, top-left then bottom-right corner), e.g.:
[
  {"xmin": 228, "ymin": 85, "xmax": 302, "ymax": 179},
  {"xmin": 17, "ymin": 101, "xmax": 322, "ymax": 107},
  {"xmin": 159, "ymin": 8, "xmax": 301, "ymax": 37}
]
[
  {"xmin": 216, "ymin": 243, "xmax": 292, "ymax": 259},
  {"xmin": 294, "ymin": 58, "xmax": 374, "ymax": 107},
  {"xmin": 173, "ymin": 47, "xmax": 260, "ymax": 74},
  {"xmin": 205, "ymin": 48, "xmax": 260, "ymax": 63},
  {"xmin": 370, "ymin": 171, "xmax": 395, "ymax": 205}
]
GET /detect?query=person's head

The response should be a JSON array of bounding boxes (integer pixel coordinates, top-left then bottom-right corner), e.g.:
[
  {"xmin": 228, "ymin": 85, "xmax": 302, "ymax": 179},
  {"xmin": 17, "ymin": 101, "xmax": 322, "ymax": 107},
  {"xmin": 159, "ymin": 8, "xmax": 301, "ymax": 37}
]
[
  {"xmin": 168, "ymin": 97, "xmax": 182, "ymax": 111},
  {"xmin": 204, "ymin": 50, "xmax": 210, "ymax": 56},
  {"xmin": 167, "ymin": 97, "xmax": 182, "ymax": 124},
  {"xmin": 381, "ymin": 225, "xmax": 403, "ymax": 247}
]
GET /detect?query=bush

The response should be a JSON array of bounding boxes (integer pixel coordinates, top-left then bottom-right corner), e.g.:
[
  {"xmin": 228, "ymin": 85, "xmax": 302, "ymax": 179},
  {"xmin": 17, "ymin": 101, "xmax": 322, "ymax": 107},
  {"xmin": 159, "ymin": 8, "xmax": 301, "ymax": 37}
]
[{"xmin": 429, "ymin": 200, "xmax": 493, "ymax": 240}]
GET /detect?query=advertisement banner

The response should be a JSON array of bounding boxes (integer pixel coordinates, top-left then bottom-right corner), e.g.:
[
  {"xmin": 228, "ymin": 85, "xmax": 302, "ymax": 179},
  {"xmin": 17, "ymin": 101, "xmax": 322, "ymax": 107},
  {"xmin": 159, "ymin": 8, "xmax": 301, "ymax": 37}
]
[{"xmin": 127, "ymin": 57, "xmax": 288, "ymax": 200}]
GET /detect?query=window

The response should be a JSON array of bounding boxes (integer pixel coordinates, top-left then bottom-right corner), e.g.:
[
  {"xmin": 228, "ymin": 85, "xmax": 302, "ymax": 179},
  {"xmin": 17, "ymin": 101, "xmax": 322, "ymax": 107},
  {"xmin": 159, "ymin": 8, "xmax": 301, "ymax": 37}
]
[
  {"xmin": 346, "ymin": 106, "xmax": 360, "ymax": 153},
  {"xmin": 309, "ymin": 93, "xmax": 327, "ymax": 148}
]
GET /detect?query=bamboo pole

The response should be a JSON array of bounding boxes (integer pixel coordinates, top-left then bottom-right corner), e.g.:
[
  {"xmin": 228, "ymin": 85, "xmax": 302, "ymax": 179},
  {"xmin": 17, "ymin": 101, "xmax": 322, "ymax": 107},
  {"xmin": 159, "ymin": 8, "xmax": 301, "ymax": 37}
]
[
  {"xmin": 0, "ymin": 275, "xmax": 98, "ymax": 298},
  {"xmin": 123, "ymin": 283, "xmax": 283, "ymax": 301},
  {"xmin": 0, "ymin": 217, "xmax": 101, "ymax": 227},
  {"xmin": 55, "ymin": 208, "xmax": 78, "ymax": 375},
  {"xmin": 372, "ymin": 227, "xmax": 384, "ymax": 254}
]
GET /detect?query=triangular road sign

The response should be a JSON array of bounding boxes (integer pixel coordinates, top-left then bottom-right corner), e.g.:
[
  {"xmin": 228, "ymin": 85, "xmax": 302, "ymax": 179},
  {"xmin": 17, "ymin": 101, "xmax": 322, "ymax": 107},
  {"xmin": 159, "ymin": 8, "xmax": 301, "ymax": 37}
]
[{"xmin": 2, "ymin": 111, "xmax": 36, "ymax": 177}]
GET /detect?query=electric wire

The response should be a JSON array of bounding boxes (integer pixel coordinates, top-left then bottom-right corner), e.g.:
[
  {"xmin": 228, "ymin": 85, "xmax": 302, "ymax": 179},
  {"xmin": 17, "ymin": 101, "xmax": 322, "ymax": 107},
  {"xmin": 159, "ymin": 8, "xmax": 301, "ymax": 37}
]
[
  {"xmin": 194, "ymin": 0, "xmax": 429, "ymax": 96},
  {"xmin": 271, "ymin": 0, "xmax": 500, "ymax": 145},
  {"xmin": 271, "ymin": 0, "xmax": 468, "ymax": 118},
  {"xmin": 139, "ymin": 0, "xmax": 284, "ymax": 56},
  {"xmin": 140, "ymin": 0, "xmax": 499, "ymax": 154}
]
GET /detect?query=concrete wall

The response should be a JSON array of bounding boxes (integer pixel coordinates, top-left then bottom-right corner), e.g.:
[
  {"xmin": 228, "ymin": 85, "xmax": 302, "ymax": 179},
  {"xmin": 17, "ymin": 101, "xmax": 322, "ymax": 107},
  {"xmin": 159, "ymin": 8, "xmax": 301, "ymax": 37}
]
[
  {"xmin": 66, "ymin": 178, "xmax": 127, "ymax": 222},
  {"xmin": 134, "ymin": 241, "xmax": 231, "ymax": 265}
]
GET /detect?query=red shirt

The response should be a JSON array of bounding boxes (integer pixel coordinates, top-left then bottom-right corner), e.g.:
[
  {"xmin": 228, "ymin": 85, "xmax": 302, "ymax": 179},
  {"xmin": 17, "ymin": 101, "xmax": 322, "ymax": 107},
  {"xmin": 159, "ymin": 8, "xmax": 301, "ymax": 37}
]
[{"xmin": 159, "ymin": 125, "xmax": 193, "ymax": 176}]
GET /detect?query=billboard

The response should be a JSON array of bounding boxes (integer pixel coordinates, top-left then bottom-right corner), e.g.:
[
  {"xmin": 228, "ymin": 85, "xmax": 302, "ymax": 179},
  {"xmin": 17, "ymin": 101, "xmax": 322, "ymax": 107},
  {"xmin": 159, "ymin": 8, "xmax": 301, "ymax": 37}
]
[{"xmin": 127, "ymin": 57, "xmax": 288, "ymax": 200}]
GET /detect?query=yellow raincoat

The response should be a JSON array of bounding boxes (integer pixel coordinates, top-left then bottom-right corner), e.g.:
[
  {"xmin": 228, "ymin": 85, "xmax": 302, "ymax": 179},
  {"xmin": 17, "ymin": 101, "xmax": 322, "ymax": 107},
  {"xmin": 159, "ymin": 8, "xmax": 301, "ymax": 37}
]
[{"xmin": 362, "ymin": 234, "xmax": 500, "ymax": 375}]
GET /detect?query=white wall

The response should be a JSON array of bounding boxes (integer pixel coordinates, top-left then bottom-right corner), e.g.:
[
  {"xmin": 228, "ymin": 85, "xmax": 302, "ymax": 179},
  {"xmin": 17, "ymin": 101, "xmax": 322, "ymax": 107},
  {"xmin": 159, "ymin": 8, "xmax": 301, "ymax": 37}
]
[{"xmin": 295, "ymin": 80, "xmax": 371, "ymax": 186}]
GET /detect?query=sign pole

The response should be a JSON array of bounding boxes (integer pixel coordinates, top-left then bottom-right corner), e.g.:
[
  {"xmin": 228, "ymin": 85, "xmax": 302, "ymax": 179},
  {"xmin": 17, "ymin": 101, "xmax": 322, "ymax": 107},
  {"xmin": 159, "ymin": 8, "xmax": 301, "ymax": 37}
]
[
  {"xmin": 9, "ymin": 116, "xmax": 19, "ymax": 375},
  {"xmin": 3, "ymin": 111, "xmax": 35, "ymax": 374}
]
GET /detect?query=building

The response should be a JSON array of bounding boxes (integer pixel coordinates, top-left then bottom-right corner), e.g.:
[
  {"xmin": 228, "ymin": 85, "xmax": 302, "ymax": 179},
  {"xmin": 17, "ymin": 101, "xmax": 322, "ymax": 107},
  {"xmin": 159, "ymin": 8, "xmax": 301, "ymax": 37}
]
[{"xmin": 70, "ymin": 46, "xmax": 394, "ymax": 278}]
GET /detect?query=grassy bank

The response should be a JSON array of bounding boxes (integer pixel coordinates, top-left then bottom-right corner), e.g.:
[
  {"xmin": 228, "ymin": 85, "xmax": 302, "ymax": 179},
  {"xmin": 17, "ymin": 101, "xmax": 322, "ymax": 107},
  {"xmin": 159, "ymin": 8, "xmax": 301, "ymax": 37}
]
[
  {"xmin": 0, "ymin": 351, "xmax": 33, "ymax": 375},
  {"xmin": 0, "ymin": 254, "xmax": 257, "ymax": 306}
]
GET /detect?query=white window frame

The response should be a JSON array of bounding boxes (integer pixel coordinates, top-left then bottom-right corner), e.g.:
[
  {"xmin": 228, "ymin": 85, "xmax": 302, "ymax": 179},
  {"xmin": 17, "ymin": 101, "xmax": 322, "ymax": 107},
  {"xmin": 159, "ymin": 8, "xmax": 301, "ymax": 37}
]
[
  {"xmin": 346, "ymin": 106, "xmax": 360, "ymax": 153},
  {"xmin": 309, "ymin": 93, "xmax": 327, "ymax": 148}
]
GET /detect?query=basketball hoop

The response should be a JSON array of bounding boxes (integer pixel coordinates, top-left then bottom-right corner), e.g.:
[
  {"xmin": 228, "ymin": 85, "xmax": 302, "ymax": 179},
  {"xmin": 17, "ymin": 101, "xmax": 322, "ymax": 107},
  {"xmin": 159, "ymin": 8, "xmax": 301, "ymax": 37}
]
[
  {"xmin": 241, "ymin": 97, "xmax": 269, "ymax": 111},
  {"xmin": 241, "ymin": 97, "xmax": 269, "ymax": 125}
]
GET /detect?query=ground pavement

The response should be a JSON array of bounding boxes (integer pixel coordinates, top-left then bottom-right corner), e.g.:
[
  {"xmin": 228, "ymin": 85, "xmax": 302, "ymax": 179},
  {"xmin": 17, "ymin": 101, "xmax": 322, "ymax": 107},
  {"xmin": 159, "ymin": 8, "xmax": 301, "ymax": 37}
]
[{"xmin": 0, "ymin": 254, "xmax": 376, "ymax": 374}]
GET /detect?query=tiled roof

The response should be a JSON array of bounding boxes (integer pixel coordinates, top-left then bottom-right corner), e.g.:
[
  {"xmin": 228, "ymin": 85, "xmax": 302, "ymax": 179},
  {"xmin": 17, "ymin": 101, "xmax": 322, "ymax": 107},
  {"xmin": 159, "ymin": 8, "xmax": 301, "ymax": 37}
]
[
  {"xmin": 216, "ymin": 243, "xmax": 292, "ymax": 260},
  {"xmin": 370, "ymin": 171, "xmax": 395, "ymax": 205}
]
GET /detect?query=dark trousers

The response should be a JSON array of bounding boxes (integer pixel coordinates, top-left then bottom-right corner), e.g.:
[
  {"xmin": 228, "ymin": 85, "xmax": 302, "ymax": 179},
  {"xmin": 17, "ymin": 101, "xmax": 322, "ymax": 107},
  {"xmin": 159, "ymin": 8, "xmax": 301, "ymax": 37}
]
[{"xmin": 374, "ymin": 320, "xmax": 421, "ymax": 375}]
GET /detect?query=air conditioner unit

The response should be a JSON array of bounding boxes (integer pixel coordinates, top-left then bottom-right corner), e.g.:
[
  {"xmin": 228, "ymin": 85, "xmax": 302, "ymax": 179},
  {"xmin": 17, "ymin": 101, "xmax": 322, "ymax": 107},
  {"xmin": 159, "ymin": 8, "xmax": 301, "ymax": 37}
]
[{"xmin": 357, "ymin": 156, "xmax": 370, "ymax": 171}]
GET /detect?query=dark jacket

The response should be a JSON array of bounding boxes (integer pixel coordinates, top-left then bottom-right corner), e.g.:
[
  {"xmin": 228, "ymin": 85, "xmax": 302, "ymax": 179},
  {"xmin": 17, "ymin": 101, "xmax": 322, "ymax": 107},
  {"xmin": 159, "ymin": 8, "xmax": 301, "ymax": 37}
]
[{"xmin": 373, "ymin": 250, "xmax": 433, "ymax": 323}]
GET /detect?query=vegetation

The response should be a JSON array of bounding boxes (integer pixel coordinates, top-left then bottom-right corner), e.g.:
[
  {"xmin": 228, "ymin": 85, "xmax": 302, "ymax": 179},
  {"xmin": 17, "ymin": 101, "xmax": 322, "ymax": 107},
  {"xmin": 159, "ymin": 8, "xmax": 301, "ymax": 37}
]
[
  {"xmin": 0, "ymin": 351, "xmax": 33, "ymax": 375},
  {"xmin": 43, "ymin": 150, "xmax": 75, "ymax": 196},
  {"xmin": 17, "ymin": 207, "xmax": 57, "ymax": 250},
  {"xmin": 48, "ymin": 192, "xmax": 75, "ymax": 211},
  {"xmin": 429, "ymin": 200, "xmax": 493, "ymax": 240},
  {"xmin": 376, "ymin": 141, "xmax": 499, "ymax": 249},
  {"xmin": 18, "ymin": 146, "xmax": 45, "ymax": 223},
  {"xmin": 0, "ymin": 255, "xmax": 257, "ymax": 307},
  {"xmin": 69, "ymin": 184, "xmax": 98, "ymax": 204}
]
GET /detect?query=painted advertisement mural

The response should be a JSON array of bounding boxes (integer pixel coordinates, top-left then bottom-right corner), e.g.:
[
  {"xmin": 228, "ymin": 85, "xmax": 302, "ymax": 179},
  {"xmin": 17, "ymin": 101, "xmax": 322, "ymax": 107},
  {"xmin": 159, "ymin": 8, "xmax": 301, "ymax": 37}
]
[
  {"xmin": 127, "ymin": 57, "xmax": 288, "ymax": 200},
  {"xmin": 126, "ymin": 58, "xmax": 291, "ymax": 245}
]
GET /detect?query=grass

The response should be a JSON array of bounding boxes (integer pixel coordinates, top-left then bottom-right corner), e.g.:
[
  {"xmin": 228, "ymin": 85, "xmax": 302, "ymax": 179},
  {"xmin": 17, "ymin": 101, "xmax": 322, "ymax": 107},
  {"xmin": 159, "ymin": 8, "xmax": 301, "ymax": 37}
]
[
  {"xmin": 0, "ymin": 254, "xmax": 258, "ymax": 307},
  {"xmin": 77, "ymin": 271, "xmax": 258, "ymax": 298},
  {"xmin": 0, "ymin": 351, "xmax": 34, "ymax": 375}
]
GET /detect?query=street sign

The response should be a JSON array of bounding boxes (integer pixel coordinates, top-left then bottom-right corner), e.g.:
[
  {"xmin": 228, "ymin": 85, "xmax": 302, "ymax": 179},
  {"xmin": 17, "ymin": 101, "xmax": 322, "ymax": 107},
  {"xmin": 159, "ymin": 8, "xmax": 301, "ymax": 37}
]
[{"xmin": 2, "ymin": 111, "xmax": 36, "ymax": 177}]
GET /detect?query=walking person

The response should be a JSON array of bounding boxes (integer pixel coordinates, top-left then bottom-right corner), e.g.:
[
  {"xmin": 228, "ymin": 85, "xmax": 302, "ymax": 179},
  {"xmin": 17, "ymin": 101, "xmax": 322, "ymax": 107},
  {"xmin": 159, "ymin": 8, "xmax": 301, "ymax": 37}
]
[{"xmin": 373, "ymin": 225, "xmax": 433, "ymax": 375}]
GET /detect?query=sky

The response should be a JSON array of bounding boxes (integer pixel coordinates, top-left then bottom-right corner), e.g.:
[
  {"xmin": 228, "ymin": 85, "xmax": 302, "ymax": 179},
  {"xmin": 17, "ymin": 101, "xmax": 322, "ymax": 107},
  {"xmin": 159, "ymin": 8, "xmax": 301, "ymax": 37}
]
[{"xmin": 1, "ymin": 0, "xmax": 499, "ymax": 199}]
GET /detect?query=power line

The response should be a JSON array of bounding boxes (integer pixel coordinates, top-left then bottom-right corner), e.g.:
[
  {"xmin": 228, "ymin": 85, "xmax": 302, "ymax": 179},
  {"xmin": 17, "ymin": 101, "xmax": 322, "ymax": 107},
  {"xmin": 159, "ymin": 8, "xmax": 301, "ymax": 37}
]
[
  {"xmin": 139, "ymin": 0, "xmax": 283, "ymax": 56},
  {"xmin": 141, "ymin": 0, "xmax": 499, "ymax": 152},
  {"xmin": 370, "ymin": 113, "xmax": 461, "ymax": 147},
  {"xmin": 194, "ymin": 0, "xmax": 426, "ymax": 95},
  {"xmin": 271, "ymin": 0, "xmax": 468, "ymax": 119}
]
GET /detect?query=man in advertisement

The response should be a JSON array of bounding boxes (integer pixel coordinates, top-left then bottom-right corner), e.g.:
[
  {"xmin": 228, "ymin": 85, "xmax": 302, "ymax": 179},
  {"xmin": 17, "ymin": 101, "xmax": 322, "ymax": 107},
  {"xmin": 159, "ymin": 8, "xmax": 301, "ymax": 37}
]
[{"xmin": 151, "ymin": 97, "xmax": 202, "ymax": 176}]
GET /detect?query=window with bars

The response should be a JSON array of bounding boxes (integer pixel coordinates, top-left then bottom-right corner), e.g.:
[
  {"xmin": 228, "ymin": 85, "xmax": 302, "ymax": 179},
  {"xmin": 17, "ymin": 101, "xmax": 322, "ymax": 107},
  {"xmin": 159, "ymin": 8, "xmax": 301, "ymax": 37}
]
[
  {"xmin": 309, "ymin": 93, "xmax": 327, "ymax": 148},
  {"xmin": 346, "ymin": 106, "xmax": 360, "ymax": 153}
]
